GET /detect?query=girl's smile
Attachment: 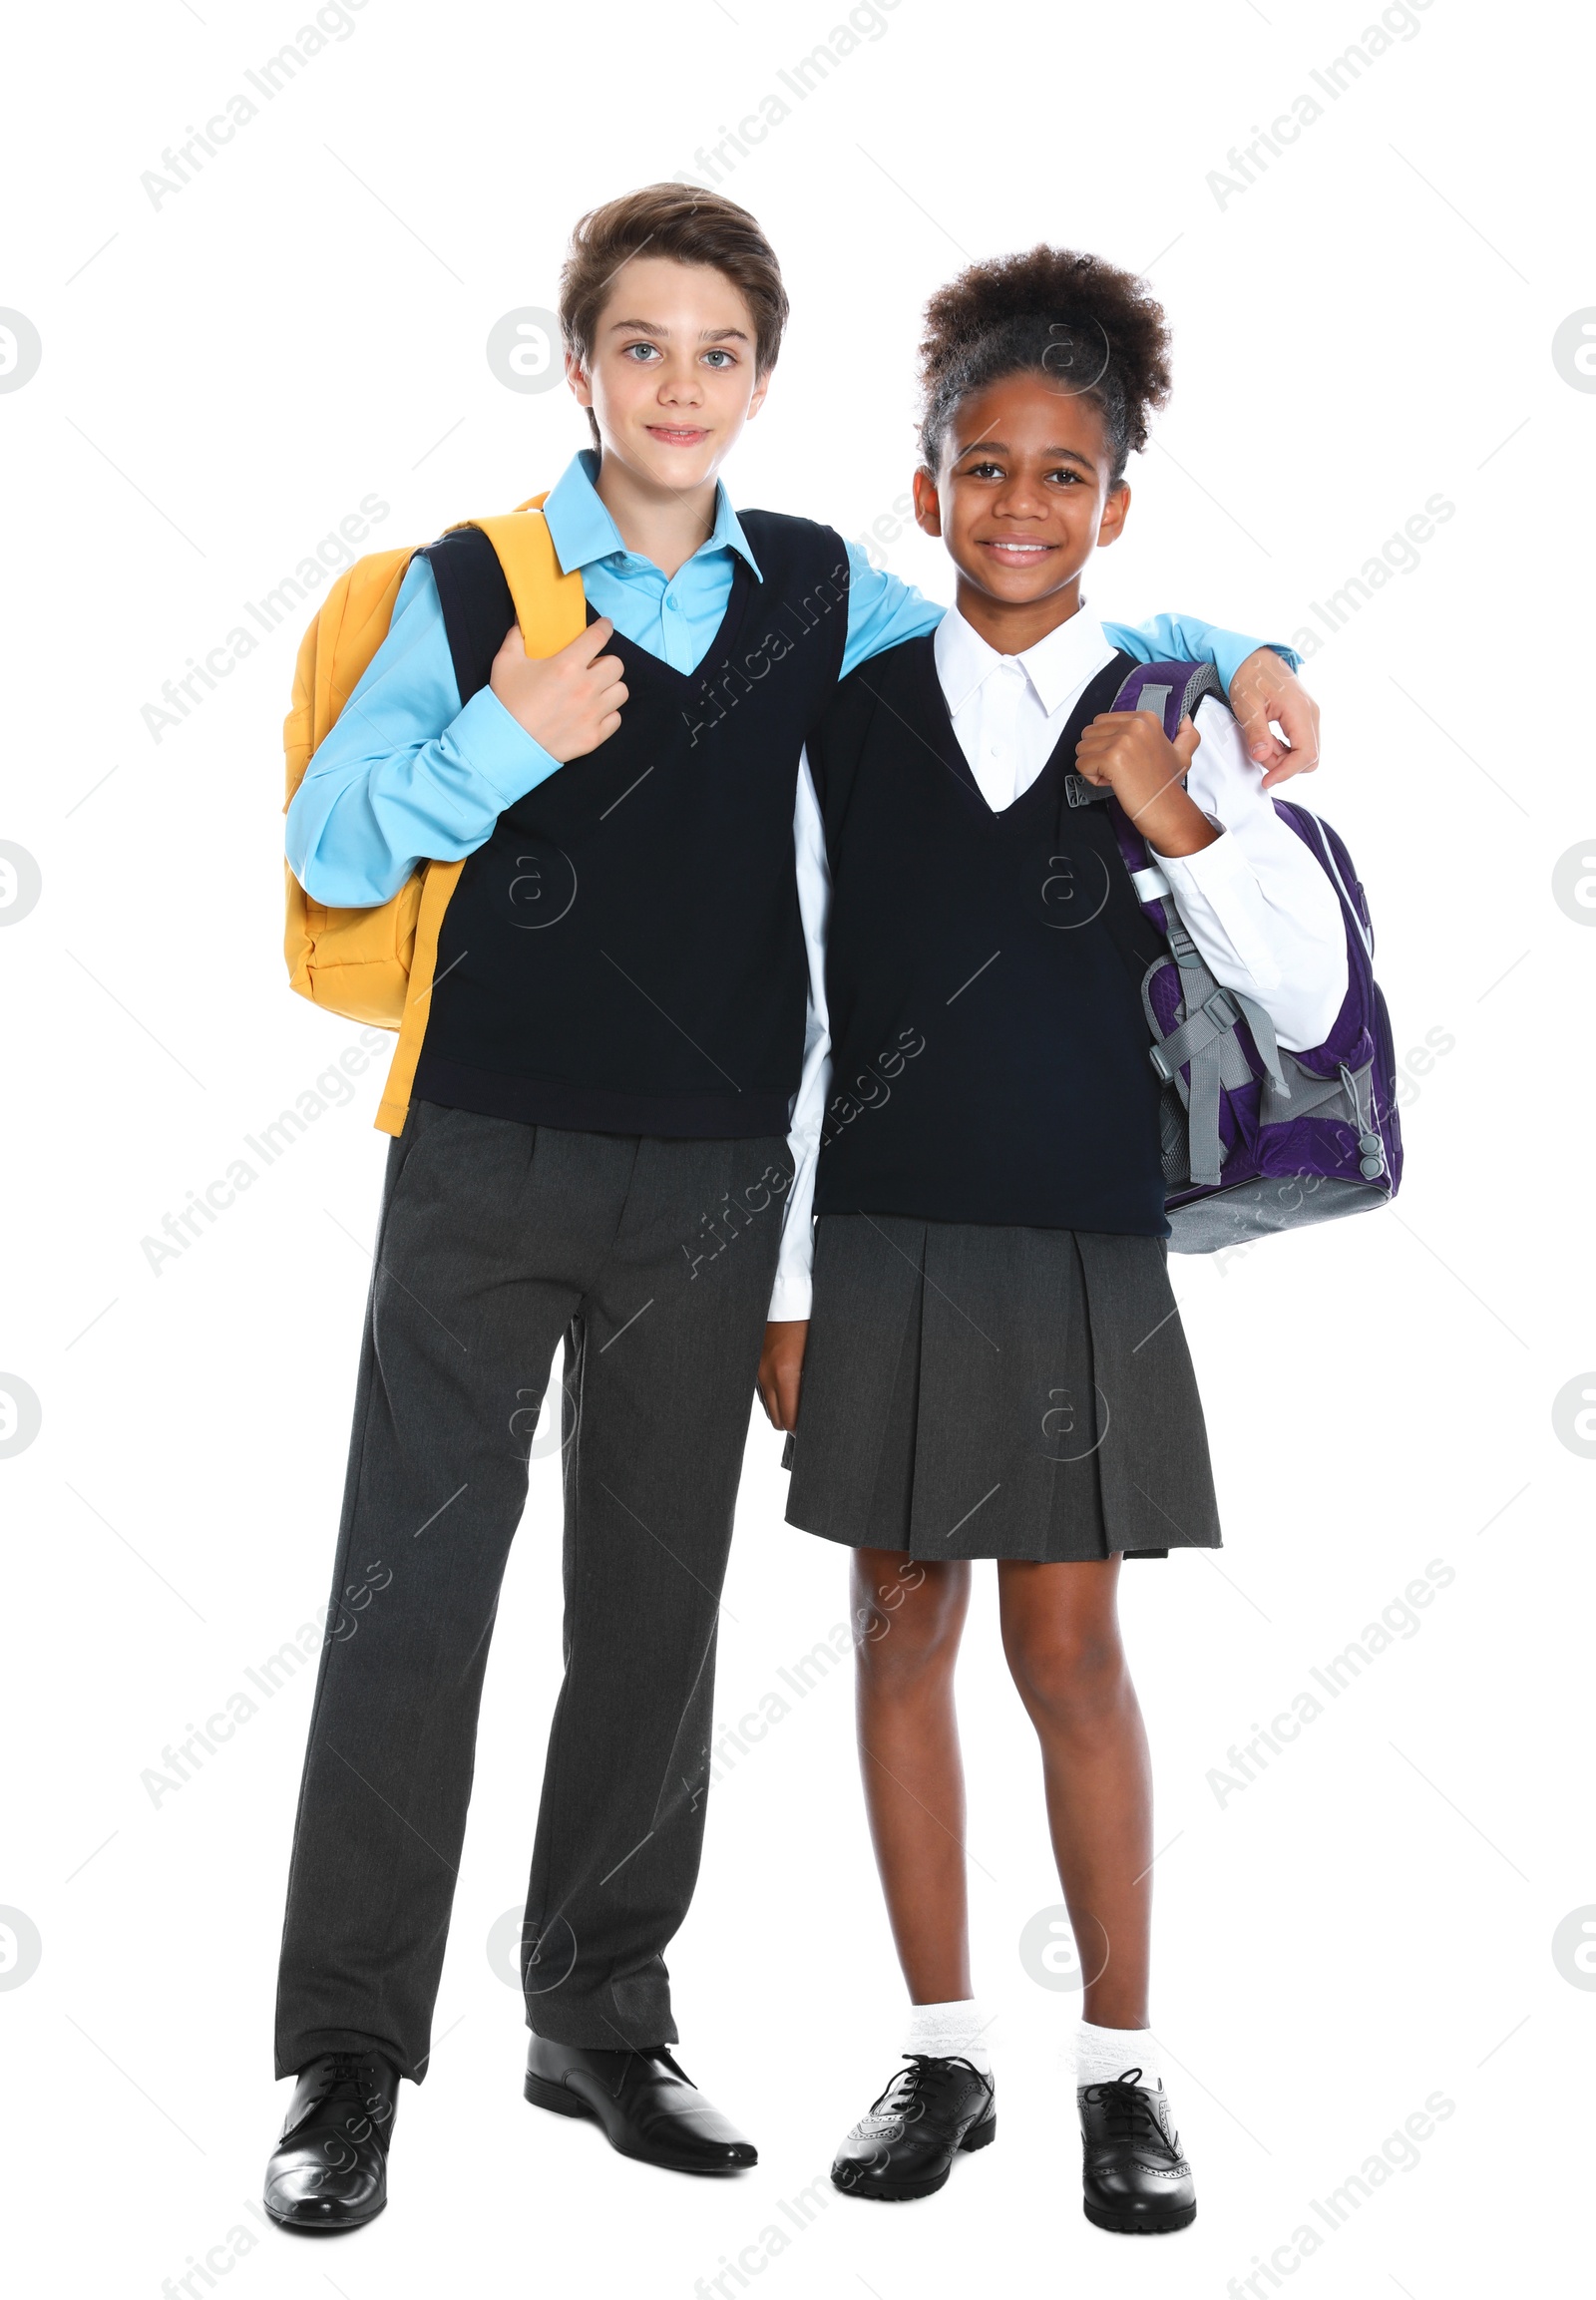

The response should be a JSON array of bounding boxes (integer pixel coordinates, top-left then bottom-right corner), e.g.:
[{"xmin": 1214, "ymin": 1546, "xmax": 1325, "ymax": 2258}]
[{"xmin": 978, "ymin": 537, "xmax": 1061, "ymax": 566}]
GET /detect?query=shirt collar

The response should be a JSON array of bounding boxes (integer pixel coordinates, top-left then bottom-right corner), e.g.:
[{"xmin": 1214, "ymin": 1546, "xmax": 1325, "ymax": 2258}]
[
  {"xmin": 541, "ymin": 449, "xmax": 763, "ymax": 581},
  {"xmin": 934, "ymin": 601, "xmax": 1115, "ymax": 717}
]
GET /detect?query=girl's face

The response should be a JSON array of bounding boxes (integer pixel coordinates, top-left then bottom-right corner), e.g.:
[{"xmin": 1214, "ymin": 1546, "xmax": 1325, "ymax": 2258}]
[
  {"xmin": 913, "ymin": 371, "xmax": 1129, "ymax": 613},
  {"xmin": 570, "ymin": 254, "xmax": 769, "ymax": 495}
]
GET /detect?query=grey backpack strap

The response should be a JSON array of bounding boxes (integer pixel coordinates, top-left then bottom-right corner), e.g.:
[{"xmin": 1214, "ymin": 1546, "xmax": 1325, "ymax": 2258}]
[
  {"xmin": 1149, "ymin": 984, "xmax": 1241, "ymax": 1082},
  {"xmin": 1162, "ymin": 917, "xmax": 1212, "ymax": 1008},
  {"xmin": 1111, "ymin": 676, "xmax": 1287, "ymax": 1190},
  {"xmin": 1152, "ymin": 985, "xmax": 1246, "ymax": 1186},
  {"xmin": 1185, "ymin": 1037, "xmax": 1226, "ymax": 1189},
  {"xmin": 1234, "ymin": 990, "xmax": 1287, "ymax": 1094},
  {"xmin": 1340, "ymin": 1061, "xmax": 1390, "ymax": 1179},
  {"xmin": 1148, "ymin": 927, "xmax": 1233, "ymax": 1189},
  {"xmin": 1110, "ymin": 659, "xmax": 1226, "ymax": 740},
  {"xmin": 1145, "ymin": 922, "xmax": 1286, "ymax": 1188}
]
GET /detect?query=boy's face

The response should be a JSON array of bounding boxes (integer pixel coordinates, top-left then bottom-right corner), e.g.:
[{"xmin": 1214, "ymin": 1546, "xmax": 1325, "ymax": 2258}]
[
  {"xmin": 570, "ymin": 255, "xmax": 769, "ymax": 494},
  {"xmin": 913, "ymin": 372, "xmax": 1129, "ymax": 611}
]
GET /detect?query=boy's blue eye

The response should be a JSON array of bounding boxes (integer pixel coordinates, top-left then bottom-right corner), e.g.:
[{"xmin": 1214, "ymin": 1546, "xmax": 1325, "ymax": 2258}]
[
  {"xmin": 623, "ymin": 342, "xmax": 659, "ymax": 361},
  {"xmin": 702, "ymin": 348, "xmax": 735, "ymax": 368}
]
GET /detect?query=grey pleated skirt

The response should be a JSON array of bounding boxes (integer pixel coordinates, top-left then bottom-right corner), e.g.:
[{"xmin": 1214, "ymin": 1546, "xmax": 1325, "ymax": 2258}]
[{"xmin": 784, "ymin": 1214, "xmax": 1222, "ymax": 1563}]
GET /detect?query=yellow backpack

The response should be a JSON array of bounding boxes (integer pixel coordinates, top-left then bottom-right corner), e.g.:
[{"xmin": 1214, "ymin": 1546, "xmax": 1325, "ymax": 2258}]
[{"xmin": 282, "ymin": 494, "xmax": 586, "ymax": 1135}]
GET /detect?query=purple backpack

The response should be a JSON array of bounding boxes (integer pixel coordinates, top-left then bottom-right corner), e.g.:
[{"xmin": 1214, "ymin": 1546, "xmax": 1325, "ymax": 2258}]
[{"xmin": 1075, "ymin": 660, "xmax": 1401, "ymax": 1253}]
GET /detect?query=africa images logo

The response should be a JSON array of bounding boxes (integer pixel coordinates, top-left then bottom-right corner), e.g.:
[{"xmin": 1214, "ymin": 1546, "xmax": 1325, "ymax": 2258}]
[{"xmin": 0, "ymin": 310, "xmax": 42, "ymax": 393}]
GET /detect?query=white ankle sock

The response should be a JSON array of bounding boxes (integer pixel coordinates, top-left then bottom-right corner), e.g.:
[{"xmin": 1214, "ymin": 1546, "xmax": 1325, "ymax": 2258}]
[
  {"xmin": 1075, "ymin": 2020, "xmax": 1160, "ymax": 2092},
  {"xmin": 905, "ymin": 1999, "xmax": 993, "ymax": 2074}
]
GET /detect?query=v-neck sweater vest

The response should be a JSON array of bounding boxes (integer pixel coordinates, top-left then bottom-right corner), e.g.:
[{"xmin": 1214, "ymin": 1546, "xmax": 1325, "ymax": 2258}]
[
  {"xmin": 411, "ymin": 514, "xmax": 849, "ymax": 1138},
  {"xmin": 809, "ymin": 635, "xmax": 1172, "ymax": 1235}
]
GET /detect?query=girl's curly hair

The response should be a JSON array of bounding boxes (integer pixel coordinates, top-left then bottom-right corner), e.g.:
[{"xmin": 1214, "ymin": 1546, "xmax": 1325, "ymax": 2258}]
[{"xmin": 918, "ymin": 246, "xmax": 1172, "ymax": 485}]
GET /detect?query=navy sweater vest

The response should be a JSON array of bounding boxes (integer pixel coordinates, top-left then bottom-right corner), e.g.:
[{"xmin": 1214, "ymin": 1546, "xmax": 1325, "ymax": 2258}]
[
  {"xmin": 412, "ymin": 514, "xmax": 849, "ymax": 1138},
  {"xmin": 809, "ymin": 635, "xmax": 1172, "ymax": 1235}
]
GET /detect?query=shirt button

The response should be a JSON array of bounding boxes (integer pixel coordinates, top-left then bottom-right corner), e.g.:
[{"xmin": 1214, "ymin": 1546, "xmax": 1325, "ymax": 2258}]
[{"xmin": 664, "ymin": 593, "xmax": 680, "ymax": 611}]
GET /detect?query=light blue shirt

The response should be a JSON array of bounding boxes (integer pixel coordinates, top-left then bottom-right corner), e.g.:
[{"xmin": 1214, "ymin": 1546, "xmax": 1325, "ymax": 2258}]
[{"xmin": 287, "ymin": 450, "xmax": 1291, "ymax": 908}]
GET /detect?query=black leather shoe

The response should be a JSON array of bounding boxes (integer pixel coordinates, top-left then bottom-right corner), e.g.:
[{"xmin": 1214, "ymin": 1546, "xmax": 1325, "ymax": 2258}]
[
  {"xmin": 831, "ymin": 2055, "xmax": 997, "ymax": 2201},
  {"xmin": 524, "ymin": 2037, "xmax": 756, "ymax": 2173},
  {"xmin": 263, "ymin": 2048, "xmax": 399, "ymax": 2233},
  {"xmin": 1078, "ymin": 2070, "xmax": 1196, "ymax": 2233}
]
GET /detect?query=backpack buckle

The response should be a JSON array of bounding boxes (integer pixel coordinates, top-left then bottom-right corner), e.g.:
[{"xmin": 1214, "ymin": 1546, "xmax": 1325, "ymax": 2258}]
[{"xmin": 1063, "ymin": 773, "xmax": 1107, "ymax": 808}]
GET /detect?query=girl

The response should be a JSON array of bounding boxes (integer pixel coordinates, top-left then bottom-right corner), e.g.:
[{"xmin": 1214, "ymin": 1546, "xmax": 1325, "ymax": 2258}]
[{"xmin": 758, "ymin": 248, "xmax": 1349, "ymax": 2231}]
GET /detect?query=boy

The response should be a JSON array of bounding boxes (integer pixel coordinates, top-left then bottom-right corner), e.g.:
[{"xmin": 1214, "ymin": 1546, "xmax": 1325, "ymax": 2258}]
[{"xmin": 265, "ymin": 183, "xmax": 1320, "ymax": 2230}]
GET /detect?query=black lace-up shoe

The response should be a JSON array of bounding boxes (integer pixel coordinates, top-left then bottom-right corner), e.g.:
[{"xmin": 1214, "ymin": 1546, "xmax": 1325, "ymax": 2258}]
[
  {"xmin": 524, "ymin": 2037, "xmax": 757, "ymax": 2172},
  {"xmin": 263, "ymin": 2048, "xmax": 399, "ymax": 2232},
  {"xmin": 831, "ymin": 2055, "xmax": 997, "ymax": 2201},
  {"xmin": 1077, "ymin": 2069, "xmax": 1196, "ymax": 2233}
]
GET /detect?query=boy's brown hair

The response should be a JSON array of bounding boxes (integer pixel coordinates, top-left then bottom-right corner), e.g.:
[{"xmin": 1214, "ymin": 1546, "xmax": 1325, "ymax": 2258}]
[{"xmin": 560, "ymin": 184, "xmax": 790, "ymax": 448}]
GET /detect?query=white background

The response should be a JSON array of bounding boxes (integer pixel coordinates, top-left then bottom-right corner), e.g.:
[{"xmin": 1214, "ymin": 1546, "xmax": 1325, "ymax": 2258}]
[{"xmin": 2, "ymin": 0, "xmax": 1592, "ymax": 2294}]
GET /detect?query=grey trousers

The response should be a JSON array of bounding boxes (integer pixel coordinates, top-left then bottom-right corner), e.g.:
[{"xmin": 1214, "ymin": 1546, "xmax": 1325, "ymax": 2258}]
[{"xmin": 273, "ymin": 1099, "xmax": 790, "ymax": 2080}]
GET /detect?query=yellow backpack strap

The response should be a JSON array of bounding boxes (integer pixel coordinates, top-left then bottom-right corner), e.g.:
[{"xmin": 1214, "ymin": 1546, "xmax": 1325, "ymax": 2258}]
[
  {"xmin": 284, "ymin": 547, "xmax": 414, "ymax": 805},
  {"xmin": 283, "ymin": 548, "xmax": 415, "ymax": 1008},
  {"xmin": 474, "ymin": 493, "xmax": 589, "ymax": 655},
  {"xmin": 373, "ymin": 496, "xmax": 588, "ymax": 1136}
]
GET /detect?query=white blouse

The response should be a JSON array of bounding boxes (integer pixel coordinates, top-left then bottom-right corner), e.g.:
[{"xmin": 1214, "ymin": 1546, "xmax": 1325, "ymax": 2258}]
[{"xmin": 769, "ymin": 605, "xmax": 1351, "ymax": 1319}]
